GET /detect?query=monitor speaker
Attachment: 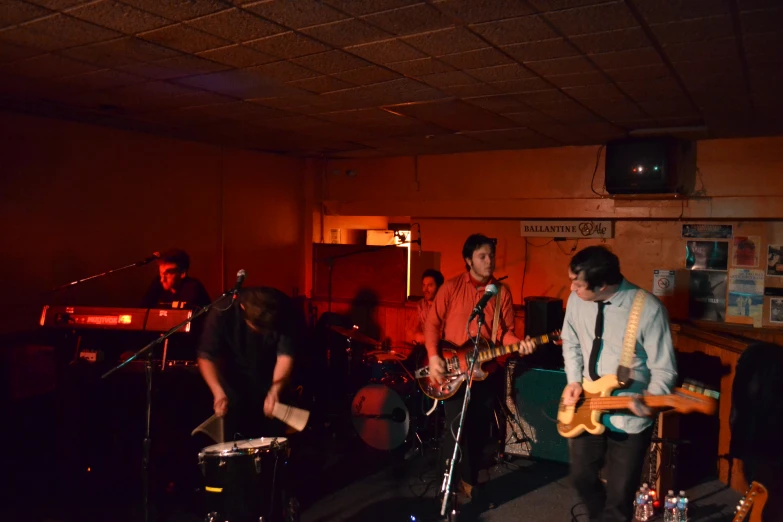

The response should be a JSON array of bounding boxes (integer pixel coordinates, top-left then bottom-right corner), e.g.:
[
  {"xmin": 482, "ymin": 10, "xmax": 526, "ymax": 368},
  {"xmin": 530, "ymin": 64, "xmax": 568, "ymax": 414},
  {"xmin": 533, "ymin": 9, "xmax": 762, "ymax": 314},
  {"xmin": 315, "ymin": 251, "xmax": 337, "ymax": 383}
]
[{"xmin": 605, "ymin": 137, "xmax": 696, "ymax": 195}]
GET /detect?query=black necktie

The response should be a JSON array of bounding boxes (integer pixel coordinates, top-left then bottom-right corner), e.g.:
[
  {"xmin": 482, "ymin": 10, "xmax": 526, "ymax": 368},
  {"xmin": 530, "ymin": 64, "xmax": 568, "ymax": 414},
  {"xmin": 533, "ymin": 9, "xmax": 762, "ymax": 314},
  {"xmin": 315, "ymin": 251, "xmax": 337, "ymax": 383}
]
[{"xmin": 588, "ymin": 301, "xmax": 607, "ymax": 381}]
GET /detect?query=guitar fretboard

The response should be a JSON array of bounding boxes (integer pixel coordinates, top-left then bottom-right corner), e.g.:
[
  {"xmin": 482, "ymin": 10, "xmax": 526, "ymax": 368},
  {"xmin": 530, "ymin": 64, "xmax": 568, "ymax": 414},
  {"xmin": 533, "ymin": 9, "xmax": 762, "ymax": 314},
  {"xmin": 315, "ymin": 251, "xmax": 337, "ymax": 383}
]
[{"xmin": 477, "ymin": 332, "xmax": 555, "ymax": 362}]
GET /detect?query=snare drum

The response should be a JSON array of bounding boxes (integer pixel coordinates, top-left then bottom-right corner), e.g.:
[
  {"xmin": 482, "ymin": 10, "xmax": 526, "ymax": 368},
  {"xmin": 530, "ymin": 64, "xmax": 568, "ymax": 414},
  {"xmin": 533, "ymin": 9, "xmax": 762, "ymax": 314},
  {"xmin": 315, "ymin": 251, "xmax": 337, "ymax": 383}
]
[{"xmin": 198, "ymin": 437, "xmax": 288, "ymax": 522}]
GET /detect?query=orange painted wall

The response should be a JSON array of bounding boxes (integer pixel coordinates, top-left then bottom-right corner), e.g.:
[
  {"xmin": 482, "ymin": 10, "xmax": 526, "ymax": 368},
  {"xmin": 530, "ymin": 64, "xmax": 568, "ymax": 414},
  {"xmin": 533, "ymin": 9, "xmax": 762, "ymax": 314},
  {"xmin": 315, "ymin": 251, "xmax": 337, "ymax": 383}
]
[
  {"xmin": 0, "ymin": 110, "xmax": 305, "ymax": 335},
  {"xmin": 317, "ymin": 138, "xmax": 783, "ymax": 322}
]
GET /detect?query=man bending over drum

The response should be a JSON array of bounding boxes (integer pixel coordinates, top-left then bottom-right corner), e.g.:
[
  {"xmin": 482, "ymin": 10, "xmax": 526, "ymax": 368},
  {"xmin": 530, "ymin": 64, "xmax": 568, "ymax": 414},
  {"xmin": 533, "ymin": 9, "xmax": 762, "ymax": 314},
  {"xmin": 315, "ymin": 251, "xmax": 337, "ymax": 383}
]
[{"xmin": 197, "ymin": 287, "xmax": 302, "ymax": 438}]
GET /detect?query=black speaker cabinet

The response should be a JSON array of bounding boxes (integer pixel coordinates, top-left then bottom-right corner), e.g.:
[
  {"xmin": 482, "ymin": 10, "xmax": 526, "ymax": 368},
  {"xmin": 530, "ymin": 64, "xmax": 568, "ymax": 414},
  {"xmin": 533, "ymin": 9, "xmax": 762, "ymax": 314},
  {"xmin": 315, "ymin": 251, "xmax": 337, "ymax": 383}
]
[
  {"xmin": 524, "ymin": 296, "xmax": 564, "ymax": 369},
  {"xmin": 605, "ymin": 137, "xmax": 696, "ymax": 195},
  {"xmin": 514, "ymin": 368, "xmax": 569, "ymax": 464}
]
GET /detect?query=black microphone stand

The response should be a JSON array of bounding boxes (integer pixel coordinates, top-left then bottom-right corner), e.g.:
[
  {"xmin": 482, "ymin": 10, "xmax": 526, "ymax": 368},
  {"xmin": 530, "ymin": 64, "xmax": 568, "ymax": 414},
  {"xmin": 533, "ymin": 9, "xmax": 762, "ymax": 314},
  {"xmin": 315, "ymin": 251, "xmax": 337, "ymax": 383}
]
[
  {"xmin": 101, "ymin": 285, "xmax": 238, "ymax": 522},
  {"xmin": 45, "ymin": 253, "xmax": 159, "ymax": 293},
  {"xmin": 439, "ymin": 313, "xmax": 484, "ymax": 521}
]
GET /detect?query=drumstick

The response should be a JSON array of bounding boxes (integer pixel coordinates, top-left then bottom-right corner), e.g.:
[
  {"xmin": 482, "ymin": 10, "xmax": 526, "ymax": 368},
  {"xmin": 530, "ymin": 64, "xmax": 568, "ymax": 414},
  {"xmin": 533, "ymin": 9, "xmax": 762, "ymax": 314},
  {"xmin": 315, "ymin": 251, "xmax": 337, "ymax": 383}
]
[
  {"xmin": 272, "ymin": 402, "xmax": 310, "ymax": 432},
  {"xmin": 191, "ymin": 414, "xmax": 224, "ymax": 443}
]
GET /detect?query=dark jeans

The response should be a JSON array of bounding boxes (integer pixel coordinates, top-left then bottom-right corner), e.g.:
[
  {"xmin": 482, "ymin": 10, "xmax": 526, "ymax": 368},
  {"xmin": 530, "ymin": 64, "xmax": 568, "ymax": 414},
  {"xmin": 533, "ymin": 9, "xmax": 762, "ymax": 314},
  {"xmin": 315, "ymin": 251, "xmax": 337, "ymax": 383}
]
[
  {"xmin": 439, "ymin": 373, "xmax": 500, "ymax": 487},
  {"xmin": 569, "ymin": 427, "xmax": 652, "ymax": 522}
]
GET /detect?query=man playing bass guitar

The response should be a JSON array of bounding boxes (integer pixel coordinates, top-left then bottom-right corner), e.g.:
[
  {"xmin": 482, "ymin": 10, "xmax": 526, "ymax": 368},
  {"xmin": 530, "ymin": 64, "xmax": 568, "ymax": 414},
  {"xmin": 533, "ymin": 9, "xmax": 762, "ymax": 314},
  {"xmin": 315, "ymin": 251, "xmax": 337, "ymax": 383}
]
[
  {"xmin": 561, "ymin": 246, "xmax": 678, "ymax": 522},
  {"xmin": 425, "ymin": 234, "xmax": 537, "ymax": 502}
]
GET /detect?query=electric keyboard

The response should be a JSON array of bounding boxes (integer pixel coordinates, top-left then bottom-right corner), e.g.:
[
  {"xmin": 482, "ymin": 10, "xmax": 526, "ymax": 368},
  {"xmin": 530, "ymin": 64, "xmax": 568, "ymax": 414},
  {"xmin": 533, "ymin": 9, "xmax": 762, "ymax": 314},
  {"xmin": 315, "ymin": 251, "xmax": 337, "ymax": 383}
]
[{"xmin": 40, "ymin": 305, "xmax": 194, "ymax": 333}]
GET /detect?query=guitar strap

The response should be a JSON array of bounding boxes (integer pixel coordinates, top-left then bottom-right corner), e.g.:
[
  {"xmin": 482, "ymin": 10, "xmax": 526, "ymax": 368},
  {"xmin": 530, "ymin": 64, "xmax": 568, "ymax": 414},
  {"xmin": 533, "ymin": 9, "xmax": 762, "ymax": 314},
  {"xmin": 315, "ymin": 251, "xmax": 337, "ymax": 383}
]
[
  {"xmin": 491, "ymin": 284, "xmax": 503, "ymax": 344},
  {"xmin": 617, "ymin": 290, "xmax": 647, "ymax": 387}
]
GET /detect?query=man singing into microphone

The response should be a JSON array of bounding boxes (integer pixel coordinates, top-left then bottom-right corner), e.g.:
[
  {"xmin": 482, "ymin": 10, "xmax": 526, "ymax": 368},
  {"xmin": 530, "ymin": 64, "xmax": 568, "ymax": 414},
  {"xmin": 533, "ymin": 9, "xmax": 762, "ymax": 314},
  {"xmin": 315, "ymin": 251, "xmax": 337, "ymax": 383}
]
[
  {"xmin": 197, "ymin": 286, "xmax": 302, "ymax": 437},
  {"xmin": 425, "ymin": 234, "xmax": 536, "ymax": 502}
]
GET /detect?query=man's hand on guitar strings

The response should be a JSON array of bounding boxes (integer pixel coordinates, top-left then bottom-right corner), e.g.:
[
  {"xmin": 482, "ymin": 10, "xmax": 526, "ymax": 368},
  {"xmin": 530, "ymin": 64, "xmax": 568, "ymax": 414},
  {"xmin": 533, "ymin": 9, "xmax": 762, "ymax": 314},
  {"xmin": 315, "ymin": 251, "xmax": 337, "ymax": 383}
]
[
  {"xmin": 429, "ymin": 354, "xmax": 446, "ymax": 384},
  {"xmin": 629, "ymin": 392, "xmax": 653, "ymax": 417},
  {"xmin": 519, "ymin": 335, "xmax": 537, "ymax": 355},
  {"xmin": 562, "ymin": 382, "xmax": 582, "ymax": 406}
]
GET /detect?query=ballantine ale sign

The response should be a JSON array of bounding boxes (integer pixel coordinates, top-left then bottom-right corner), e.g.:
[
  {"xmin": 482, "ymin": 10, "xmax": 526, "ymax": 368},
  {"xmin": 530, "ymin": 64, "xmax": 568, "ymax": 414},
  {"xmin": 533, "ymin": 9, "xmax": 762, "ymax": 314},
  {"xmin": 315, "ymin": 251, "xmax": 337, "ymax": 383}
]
[{"xmin": 520, "ymin": 220, "xmax": 614, "ymax": 238}]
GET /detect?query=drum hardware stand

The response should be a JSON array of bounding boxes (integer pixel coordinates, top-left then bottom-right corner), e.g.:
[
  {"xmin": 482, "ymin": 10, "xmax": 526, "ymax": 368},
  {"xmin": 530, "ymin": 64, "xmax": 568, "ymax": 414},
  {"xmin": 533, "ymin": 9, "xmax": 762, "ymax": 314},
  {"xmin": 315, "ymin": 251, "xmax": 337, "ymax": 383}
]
[
  {"xmin": 102, "ymin": 276, "xmax": 247, "ymax": 522},
  {"xmin": 439, "ymin": 313, "xmax": 484, "ymax": 521}
]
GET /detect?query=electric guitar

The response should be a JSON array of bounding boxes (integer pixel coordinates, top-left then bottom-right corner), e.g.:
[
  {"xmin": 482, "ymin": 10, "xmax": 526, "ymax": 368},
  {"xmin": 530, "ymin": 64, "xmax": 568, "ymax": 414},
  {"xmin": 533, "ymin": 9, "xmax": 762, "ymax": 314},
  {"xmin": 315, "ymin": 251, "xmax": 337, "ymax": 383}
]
[
  {"xmin": 733, "ymin": 481, "xmax": 768, "ymax": 522},
  {"xmin": 414, "ymin": 330, "xmax": 561, "ymax": 400},
  {"xmin": 556, "ymin": 375, "xmax": 719, "ymax": 438}
]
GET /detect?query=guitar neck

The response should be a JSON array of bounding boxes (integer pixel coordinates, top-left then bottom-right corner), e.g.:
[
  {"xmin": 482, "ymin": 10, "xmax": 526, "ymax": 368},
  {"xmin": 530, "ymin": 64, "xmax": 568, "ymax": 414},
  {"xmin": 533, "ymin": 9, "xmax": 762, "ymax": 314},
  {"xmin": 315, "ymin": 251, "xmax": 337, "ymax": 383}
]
[
  {"xmin": 477, "ymin": 332, "xmax": 556, "ymax": 362},
  {"xmin": 586, "ymin": 395, "xmax": 672, "ymax": 410}
]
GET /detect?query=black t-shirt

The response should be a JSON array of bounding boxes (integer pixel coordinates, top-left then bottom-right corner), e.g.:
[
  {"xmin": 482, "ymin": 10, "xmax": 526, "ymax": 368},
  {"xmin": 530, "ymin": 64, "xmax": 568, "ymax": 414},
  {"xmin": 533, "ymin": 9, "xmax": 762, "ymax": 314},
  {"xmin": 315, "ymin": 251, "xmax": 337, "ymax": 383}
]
[
  {"xmin": 142, "ymin": 276, "xmax": 211, "ymax": 310},
  {"xmin": 197, "ymin": 287, "xmax": 299, "ymax": 406}
]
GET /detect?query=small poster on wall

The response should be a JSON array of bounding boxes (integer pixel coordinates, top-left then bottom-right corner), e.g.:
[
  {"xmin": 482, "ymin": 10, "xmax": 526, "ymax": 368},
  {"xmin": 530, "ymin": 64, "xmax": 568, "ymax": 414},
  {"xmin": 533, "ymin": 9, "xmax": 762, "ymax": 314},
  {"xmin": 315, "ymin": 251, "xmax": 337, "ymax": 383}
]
[
  {"xmin": 685, "ymin": 241, "xmax": 729, "ymax": 271},
  {"xmin": 688, "ymin": 271, "xmax": 727, "ymax": 322},
  {"xmin": 726, "ymin": 269, "xmax": 765, "ymax": 326},
  {"xmin": 768, "ymin": 244, "xmax": 783, "ymax": 276},
  {"xmin": 732, "ymin": 236, "xmax": 761, "ymax": 267},
  {"xmin": 682, "ymin": 224, "xmax": 733, "ymax": 239},
  {"xmin": 771, "ymin": 298, "xmax": 783, "ymax": 324},
  {"xmin": 652, "ymin": 270, "xmax": 675, "ymax": 297}
]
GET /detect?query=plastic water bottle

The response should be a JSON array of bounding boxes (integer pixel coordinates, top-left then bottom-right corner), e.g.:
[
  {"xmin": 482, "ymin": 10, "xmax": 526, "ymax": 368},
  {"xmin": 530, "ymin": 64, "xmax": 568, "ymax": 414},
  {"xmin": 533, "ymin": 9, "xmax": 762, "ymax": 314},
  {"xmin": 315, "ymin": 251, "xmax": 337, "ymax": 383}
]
[
  {"xmin": 643, "ymin": 488, "xmax": 655, "ymax": 520},
  {"xmin": 634, "ymin": 484, "xmax": 651, "ymax": 521},
  {"xmin": 633, "ymin": 487, "xmax": 645, "ymax": 521},
  {"xmin": 664, "ymin": 490, "xmax": 678, "ymax": 522},
  {"xmin": 677, "ymin": 490, "xmax": 689, "ymax": 521}
]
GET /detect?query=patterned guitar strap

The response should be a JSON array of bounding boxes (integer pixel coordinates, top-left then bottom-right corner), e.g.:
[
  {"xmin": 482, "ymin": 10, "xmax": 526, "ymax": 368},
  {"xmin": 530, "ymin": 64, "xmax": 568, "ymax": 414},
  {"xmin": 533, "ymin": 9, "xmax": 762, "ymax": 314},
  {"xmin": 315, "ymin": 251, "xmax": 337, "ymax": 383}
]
[
  {"xmin": 491, "ymin": 284, "xmax": 503, "ymax": 345},
  {"xmin": 617, "ymin": 290, "xmax": 647, "ymax": 387}
]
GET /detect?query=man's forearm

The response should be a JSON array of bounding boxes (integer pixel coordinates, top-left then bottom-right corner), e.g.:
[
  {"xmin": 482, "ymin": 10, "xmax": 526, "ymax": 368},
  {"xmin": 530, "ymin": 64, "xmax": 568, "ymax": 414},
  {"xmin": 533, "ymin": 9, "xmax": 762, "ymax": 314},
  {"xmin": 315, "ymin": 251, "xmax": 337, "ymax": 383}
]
[
  {"xmin": 270, "ymin": 354, "xmax": 294, "ymax": 392},
  {"xmin": 198, "ymin": 357, "xmax": 225, "ymax": 396}
]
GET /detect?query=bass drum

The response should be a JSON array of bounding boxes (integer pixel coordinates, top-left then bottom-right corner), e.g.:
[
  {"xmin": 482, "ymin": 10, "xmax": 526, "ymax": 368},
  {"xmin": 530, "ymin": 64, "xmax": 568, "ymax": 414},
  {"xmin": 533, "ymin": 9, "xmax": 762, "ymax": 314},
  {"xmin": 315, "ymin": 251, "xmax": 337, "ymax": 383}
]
[{"xmin": 350, "ymin": 384, "xmax": 411, "ymax": 451}]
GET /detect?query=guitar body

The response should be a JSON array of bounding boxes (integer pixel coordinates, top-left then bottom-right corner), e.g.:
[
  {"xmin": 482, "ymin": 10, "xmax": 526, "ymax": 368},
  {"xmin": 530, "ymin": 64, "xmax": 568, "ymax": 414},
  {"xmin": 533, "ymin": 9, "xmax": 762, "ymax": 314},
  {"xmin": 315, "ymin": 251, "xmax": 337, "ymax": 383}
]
[
  {"xmin": 733, "ymin": 481, "xmax": 768, "ymax": 522},
  {"xmin": 416, "ymin": 338, "xmax": 492, "ymax": 400},
  {"xmin": 557, "ymin": 375, "xmax": 620, "ymax": 438}
]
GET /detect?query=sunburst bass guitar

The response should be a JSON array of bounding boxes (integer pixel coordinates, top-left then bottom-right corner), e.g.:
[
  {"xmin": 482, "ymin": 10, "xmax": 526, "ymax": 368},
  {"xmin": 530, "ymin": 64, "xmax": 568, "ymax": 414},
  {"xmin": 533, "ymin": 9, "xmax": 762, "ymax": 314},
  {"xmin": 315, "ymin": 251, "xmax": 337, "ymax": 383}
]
[
  {"xmin": 556, "ymin": 375, "xmax": 719, "ymax": 438},
  {"xmin": 414, "ymin": 330, "xmax": 561, "ymax": 400}
]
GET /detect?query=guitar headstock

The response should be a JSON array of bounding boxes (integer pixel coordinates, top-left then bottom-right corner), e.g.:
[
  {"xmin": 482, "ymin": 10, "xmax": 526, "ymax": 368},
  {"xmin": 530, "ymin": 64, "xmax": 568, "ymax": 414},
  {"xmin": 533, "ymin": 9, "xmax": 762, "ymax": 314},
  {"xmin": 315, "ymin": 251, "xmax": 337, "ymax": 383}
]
[
  {"xmin": 664, "ymin": 382, "xmax": 719, "ymax": 415},
  {"xmin": 732, "ymin": 481, "xmax": 768, "ymax": 522}
]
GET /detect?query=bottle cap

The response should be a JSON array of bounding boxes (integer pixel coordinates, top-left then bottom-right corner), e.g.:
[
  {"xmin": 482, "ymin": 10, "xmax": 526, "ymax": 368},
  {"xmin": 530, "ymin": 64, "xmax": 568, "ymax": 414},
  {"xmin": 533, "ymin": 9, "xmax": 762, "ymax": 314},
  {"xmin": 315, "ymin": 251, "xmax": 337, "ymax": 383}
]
[
  {"xmin": 668, "ymin": 490, "xmax": 674, "ymax": 495},
  {"xmin": 679, "ymin": 490, "xmax": 686, "ymax": 495}
]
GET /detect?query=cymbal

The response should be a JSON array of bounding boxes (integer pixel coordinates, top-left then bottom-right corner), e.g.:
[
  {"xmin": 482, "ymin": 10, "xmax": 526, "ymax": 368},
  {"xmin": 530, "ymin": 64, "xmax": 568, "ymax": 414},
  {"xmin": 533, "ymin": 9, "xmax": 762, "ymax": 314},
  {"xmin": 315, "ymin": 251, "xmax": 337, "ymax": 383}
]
[{"xmin": 328, "ymin": 325, "xmax": 380, "ymax": 346}]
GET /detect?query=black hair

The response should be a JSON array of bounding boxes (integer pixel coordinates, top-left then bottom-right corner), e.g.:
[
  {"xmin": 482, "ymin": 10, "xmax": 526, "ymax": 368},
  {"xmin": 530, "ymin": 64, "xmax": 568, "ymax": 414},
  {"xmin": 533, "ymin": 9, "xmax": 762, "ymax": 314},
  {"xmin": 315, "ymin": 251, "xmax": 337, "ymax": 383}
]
[
  {"xmin": 421, "ymin": 269, "xmax": 444, "ymax": 288},
  {"xmin": 159, "ymin": 248, "xmax": 190, "ymax": 272},
  {"xmin": 569, "ymin": 245, "xmax": 622, "ymax": 290},
  {"xmin": 462, "ymin": 234, "xmax": 496, "ymax": 271}
]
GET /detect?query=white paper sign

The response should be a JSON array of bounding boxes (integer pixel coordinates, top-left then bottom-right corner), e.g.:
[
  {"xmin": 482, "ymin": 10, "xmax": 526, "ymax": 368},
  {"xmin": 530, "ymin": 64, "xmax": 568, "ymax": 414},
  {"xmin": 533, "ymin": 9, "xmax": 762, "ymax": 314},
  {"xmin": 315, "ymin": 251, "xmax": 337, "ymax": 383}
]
[{"xmin": 653, "ymin": 270, "xmax": 675, "ymax": 296}]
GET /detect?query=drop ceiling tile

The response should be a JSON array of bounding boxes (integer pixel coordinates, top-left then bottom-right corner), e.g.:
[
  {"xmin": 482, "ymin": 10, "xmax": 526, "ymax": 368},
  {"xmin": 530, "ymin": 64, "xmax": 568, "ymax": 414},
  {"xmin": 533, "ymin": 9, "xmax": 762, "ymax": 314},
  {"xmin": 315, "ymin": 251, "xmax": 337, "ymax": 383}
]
[
  {"xmin": 402, "ymin": 27, "xmax": 488, "ymax": 56},
  {"xmin": 291, "ymin": 50, "xmax": 371, "ymax": 74},
  {"xmin": 502, "ymin": 38, "xmax": 580, "ymax": 62},
  {"xmin": 547, "ymin": 70, "xmax": 608, "ymax": 87},
  {"xmin": 741, "ymin": 7, "xmax": 783, "ymax": 34},
  {"xmin": 650, "ymin": 16, "xmax": 733, "ymax": 45},
  {"xmin": 462, "ymin": 127, "xmax": 559, "ymax": 148},
  {"xmin": 244, "ymin": 0, "xmax": 348, "ymax": 29},
  {"xmin": 1, "ymin": 0, "xmax": 51, "ymax": 29},
  {"xmin": 463, "ymin": 94, "xmax": 530, "ymax": 112},
  {"xmin": 516, "ymin": 89, "xmax": 569, "ymax": 104},
  {"xmin": 527, "ymin": 0, "xmax": 620, "ymax": 12},
  {"xmin": 562, "ymin": 82, "xmax": 622, "ymax": 99},
  {"xmin": 569, "ymin": 27, "xmax": 650, "ymax": 54},
  {"xmin": 66, "ymin": 1, "xmax": 170, "ymax": 34},
  {"xmin": 0, "ymin": 40, "xmax": 43, "ymax": 63},
  {"xmin": 286, "ymin": 75, "xmax": 354, "ymax": 94},
  {"xmin": 386, "ymin": 57, "xmax": 455, "ymax": 76},
  {"xmin": 616, "ymin": 76, "xmax": 685, "ymax": 101},
  {"xmin": 580, "ymin": 96, "xmax": 648, "ymax": 120},
  {"xmin": 346, "ymin": 38, "xmax": 426, "ymax": 63},
  {"xmin": 143, "ymin": 54, "xmax": 231, "ymax": 78},
  {"xmin": 195, "ymin": 100, "xmax": 294, "ymax": 121},
  {"xmin": 543, "ymin": 1, "xmax": 638, "ymax": 35},
  {"xmin": 566, "ymin": 121, "xmax": 626, "ymax": 140},
  {"xmin": 499, "ymin": 109, "xmax": 557, "ymax": 126},
  {"xmin": 439, "ymin": 82, "xmax": 500, "ymax": 97},
  {"xmin": 0, "ymin": 13, "xmax": 120, "ymax": 51},
  {"xmin": 113, "ymin": 0, "xmax": 228, "ymax": 22},
  {"xmin": 526, "ymin": 55, "xmax": 597, "ymax": 76},
  {"xmin": 57, "ymin": 68, "xmax": 147, "ymax": 90},
  {"xmin": 0, "ymin": 52, "xmax": 97, "ymax": 77},
  {"xmin": 438, "ymin": 47, "xmax": 512, "ymax": 69},
  {"xmin": 417, "ymin": 70, "xmax": 479, "ymax": 88},
  {"xmin": 61, "ymin": 37, "xmax": 180, "ymax": 67},
  {"xmin": 362, "ymin": 3, "xmax": 455, "ymax": 36},
  {"xmin": 301, "ymin": 19, "xmax": 390, "ymax": 48},
  {"xmin": 466, "ymin": 63, "xmax": 533, "ymax": 82},
  {"xmin": 249, "ymin": 60, "xmax": 320, "ymax": 82},
  {"xmin": 633, "ymin": 0, "xmax": 730, "ymax": 24},
  {"xmin": 638, "ymin": 98, "xmax": 700, "ymax": 118},
  {"xmin": 332, "ymin": 65, "xmax": 401, "ymax": 85},
  {"xmin": 664, "ymin": 37, "xmax": 739, "ymax": 63},
  {"xmin": 245, "ymin": 31, "xmax": 330, "ymax": 59},
  {"xmin": 430, "ymin": 0, "xmax": 536, "ymax": 24},
  {"xmin": 175, "ymin": 69, "xmax": 291, "ymax": 98},
  {"xmin": 488, "ymin": 77, "xmax": 550, "ymax": 93},
  {"xmin": 589, "ymin": 47, "xmax": 663, "ymax": 70},
  {"xmin": 138, "ymin": 24, "xmax": 232, "ymax": 54},
  {"xmin": 185, "ymin": 8, "xmax": 286, "ymax": 43},
  {"xmin": 602, "ymin": 64, "xmax": 670, "ymax": 82},
  {"xmin": 322, "ymin": 0, "xmax": 421, "ymax": 16},
  {"xmin": 197, "ymin": 44, "xmax": 278, "ymax": 67},
  {"xmin": 743, "ymin": 31, "xmax": 783, "ymax": 58},
  {"xmin": 24, "ymin": 0, "xmax": 91, "ymax": 8},
  {"xmin": 470, "ymin": 15, "xmax": 557, "ymax": 46}
]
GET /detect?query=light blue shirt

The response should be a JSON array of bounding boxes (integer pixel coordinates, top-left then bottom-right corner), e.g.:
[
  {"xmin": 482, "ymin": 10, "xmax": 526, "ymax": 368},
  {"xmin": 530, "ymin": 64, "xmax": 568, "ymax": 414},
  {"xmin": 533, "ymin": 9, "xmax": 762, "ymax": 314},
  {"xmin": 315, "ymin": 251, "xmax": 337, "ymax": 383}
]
[{"xmin": 561, "ymin": 278, "xmax": 678, "ymax": 434}]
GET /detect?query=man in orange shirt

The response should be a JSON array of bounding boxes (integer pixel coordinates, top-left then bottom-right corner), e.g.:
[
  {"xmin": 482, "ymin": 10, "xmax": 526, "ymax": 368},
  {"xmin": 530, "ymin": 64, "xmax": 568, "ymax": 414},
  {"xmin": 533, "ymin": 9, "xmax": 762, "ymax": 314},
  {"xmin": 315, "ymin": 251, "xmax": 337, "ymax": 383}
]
[
  {"xmin": 407, "ymin": 269, "xmax": 445, "ymax": 345},
  {"xmin": 425, "ymin": 234, "xmax": 536, "ymax": 501}
]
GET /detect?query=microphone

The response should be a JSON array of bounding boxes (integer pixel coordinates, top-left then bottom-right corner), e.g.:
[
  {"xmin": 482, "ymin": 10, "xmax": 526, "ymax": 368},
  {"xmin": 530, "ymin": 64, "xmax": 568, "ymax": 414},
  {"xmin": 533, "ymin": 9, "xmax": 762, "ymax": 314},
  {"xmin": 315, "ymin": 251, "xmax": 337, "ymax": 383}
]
[
  {"xmin": 468, "ymin": 284, "xmax": 498, "ymax": 322},
  {"xmin": 136, "ymin": 252, "xmax": 160, "ymax": 266},
  {"xmin": 231, "ymin": 269, "xmax": 247, "ymax": 299}
]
